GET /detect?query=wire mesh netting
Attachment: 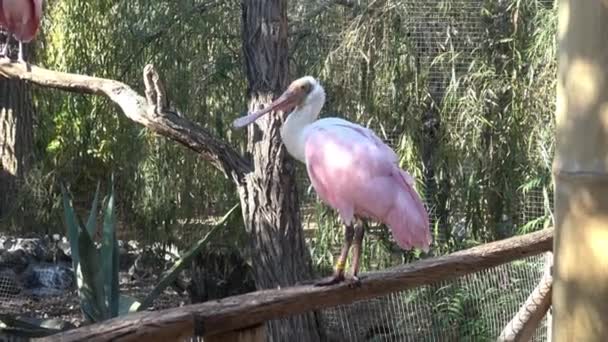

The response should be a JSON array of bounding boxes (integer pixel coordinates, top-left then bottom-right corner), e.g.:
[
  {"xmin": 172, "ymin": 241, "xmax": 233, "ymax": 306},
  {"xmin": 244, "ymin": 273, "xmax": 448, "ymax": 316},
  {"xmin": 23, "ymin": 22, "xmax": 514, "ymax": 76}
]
[
  {"xmin": 0, "ymin": 252, "xmax": 550, "ymax": 341},
  {"xmin": 270, "ymin": 253, "xmax": 549, "ymax": 342},
  {"xmin": 296, "ymin": 0, "xmax": 556, "ymax": 236}
]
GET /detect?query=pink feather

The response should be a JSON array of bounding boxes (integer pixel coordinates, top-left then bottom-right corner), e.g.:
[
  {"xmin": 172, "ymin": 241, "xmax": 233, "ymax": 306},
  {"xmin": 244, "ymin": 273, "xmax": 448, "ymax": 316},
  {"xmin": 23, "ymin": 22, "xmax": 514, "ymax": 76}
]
[
  {"xmin": 304, "ymin": 118, "xmax": 431, "ymax": 252},
  {"xmin": 0, "ymin": 0, "xmax": 43, "ymax": 42}
]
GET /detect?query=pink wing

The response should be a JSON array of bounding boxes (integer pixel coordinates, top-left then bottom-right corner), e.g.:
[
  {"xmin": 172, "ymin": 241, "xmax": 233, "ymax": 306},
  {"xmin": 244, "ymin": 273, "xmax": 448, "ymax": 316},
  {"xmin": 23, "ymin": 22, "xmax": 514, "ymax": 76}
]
[
  {"xmin": 304, "ymin": 118, "xmax": 431, "ymax": 251},
  {"xmin": 0, "ymin": 0, "xmax": 42, "ymax": 42},
  {"xmin": 20, "ymin": 0, "xmax": 42, "ymax": 42},
  {"xmin": 0, "ymin": 2, "xmax": 7, "ymax": 28}
]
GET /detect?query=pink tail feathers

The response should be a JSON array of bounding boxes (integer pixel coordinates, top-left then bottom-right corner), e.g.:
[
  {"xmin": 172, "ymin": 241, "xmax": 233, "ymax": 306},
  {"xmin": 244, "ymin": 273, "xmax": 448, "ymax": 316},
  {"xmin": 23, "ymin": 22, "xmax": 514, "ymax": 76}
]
[{"xmin": 385, "ymin": 170, "xmax": 432, "ymax": 252}]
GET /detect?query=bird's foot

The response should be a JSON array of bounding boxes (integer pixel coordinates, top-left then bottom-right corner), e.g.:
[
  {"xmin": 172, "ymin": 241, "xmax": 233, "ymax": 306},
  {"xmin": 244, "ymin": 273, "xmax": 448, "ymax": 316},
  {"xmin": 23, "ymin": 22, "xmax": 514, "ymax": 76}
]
[
  {"xmin": 314, "ymin": 273, "xmax": 345, "ymax": 287},
  {"xmin": 18, "ymin": 58, "xmax": 29, "ymax": 69},
  {"xmin": 345, "ymin": 275, "xmax": 362, "ymax": 288}
]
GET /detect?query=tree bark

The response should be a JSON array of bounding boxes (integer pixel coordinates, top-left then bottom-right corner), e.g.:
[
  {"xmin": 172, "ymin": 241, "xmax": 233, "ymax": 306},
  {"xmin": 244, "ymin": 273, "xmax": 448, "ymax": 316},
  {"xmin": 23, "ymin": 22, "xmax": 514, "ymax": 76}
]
[
  {"xmin": 0, "ymin": 39, "xmax": 35, "ymax": 221},
  {"xmin": 238, "ymin": 1, "xmax": 323, "ymax": 341}
]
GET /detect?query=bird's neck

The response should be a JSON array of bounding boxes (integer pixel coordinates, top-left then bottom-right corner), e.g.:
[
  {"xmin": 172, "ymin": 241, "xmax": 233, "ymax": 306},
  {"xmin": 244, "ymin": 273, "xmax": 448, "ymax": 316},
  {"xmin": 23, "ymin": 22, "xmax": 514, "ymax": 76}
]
[{"xmin": 281, "ymin": 100, "xmax": 323, "ymax": 163}]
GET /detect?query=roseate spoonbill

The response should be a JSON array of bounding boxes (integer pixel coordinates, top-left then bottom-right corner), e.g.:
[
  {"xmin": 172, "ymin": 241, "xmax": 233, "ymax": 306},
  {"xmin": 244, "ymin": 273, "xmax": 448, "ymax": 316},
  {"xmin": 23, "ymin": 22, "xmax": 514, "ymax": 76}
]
[
  {"xmin": 0, "ymin": 0, "xmax": 44, "ymax": 62},
  {"xmin": 233, "ymin": 76, "xmax": 432, "ymax": 286}
]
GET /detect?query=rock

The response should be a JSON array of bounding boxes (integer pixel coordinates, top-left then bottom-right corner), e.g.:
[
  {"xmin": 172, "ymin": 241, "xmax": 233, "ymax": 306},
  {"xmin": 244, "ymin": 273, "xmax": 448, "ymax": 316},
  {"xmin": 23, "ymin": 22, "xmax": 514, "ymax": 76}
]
[
  {"xmin": 127, "ymin": 240, "xmax": 139, "ymax": 251},
  {"xmin": 0, "ymin": 250, "xmax": 29, "ymax": 274},
  {"xmin": 0, "ymin": 236, "xmax": 16, "ymax": 251},
  {"xmin": 119, "ymin": 251, "xmax": 137, "ymax": 272},
  {"xmin": 116, "ymin": 240, "xmax": 137, "ymax": 271},
  {"xmin": 9, "ymin": 238, "xmax": 51, "ymax": 262},
  {"xmin": 128, "ymin": 247, "xmax": 165, "ymax": 280},
  {"xmin": 48, "ymin": 237, "xmax": 72, "ymax": 263},
  {"xmin": 21, "ymin": 263, "xmax": 74, "ymax": 297}
]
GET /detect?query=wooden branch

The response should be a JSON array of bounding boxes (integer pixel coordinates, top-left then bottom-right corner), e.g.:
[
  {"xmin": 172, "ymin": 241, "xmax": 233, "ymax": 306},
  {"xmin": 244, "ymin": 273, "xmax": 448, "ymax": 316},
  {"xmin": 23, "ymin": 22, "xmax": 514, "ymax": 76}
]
[
  {"xmin": 498, "ymin": 252, "xmax": 553, "ymax": 342},
  {"xmin": 0, "ymin": 59, "xmax": 251, "ymax": 183},
  {"xmin": 38, "ymin": 228, "xmax": 553, "ymax": 342}
]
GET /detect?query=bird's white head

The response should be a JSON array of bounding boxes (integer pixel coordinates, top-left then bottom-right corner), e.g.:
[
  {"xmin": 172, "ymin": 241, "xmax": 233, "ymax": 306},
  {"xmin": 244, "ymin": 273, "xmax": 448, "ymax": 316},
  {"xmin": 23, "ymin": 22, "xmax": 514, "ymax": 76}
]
[{"xmin": 232, "ymin": 76, "xmax": 326, "ymax": 129}]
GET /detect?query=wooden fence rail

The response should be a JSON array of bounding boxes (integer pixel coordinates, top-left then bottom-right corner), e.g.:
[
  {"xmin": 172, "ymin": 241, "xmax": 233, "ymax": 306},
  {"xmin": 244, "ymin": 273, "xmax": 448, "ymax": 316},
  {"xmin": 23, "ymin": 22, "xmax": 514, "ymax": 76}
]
[{"xmin": 36, "ymin": 228, "xmax": 553, "ymax": 342}]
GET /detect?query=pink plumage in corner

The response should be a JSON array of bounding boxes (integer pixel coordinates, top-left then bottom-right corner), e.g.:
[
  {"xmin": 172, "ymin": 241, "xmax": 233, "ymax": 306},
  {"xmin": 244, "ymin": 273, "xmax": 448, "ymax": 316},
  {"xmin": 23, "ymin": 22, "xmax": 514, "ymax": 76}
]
[
  {"xmin": 0, "ymin": 0, "xmax": 44, "ymax": 62},
  {"xmin": 233, "ymin": 76, "xmax": 432, "ymax": 286}
]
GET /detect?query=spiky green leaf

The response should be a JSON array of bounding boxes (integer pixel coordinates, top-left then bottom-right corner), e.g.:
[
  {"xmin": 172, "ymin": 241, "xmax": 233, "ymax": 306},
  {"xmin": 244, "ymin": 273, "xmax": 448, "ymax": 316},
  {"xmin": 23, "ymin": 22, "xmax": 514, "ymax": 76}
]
[
  {"xmin": 61, "ymin": 184, "xmax": 80, "ymax": 278},
  {"xmin": 137, "ymin": 203, "xmax": 240, "ymax": 311},
  {"xmin": 101, "ymin": 176, "xmax": 119, "ymax": 317},
  {"xmin": 78, "ymin": 221, "xmax": 107, "ymax": 322},
  {"xmin": 85, "ymin": 181, "xmax": 101, "ymax": 237}
]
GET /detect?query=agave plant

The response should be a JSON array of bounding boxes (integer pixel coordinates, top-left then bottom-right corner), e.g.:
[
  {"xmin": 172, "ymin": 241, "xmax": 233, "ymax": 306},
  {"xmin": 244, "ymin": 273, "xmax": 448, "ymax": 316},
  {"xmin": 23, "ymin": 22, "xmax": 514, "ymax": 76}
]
[
  {"xmin": 61, "ymin": 177, "xmax": 136, "ymax": 321},
  {"xmin": 61, "ymin": 176, "xmax": 240, "ymax": 322}
]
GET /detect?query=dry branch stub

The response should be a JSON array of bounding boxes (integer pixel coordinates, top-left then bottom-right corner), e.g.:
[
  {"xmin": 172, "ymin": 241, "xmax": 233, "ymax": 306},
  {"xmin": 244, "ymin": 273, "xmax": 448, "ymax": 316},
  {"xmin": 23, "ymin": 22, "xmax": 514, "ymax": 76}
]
[
  {"xmin": 0, "ymin": 59, "xmax": 251, "ymax": 183},
  {"xmin": 38, "ymin": 228, "xmax": 553, "ymax": 341}
]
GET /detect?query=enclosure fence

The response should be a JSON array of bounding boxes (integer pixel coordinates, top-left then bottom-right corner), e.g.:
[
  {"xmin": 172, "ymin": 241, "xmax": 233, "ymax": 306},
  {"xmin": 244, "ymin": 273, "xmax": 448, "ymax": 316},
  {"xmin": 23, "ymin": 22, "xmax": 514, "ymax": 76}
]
[
  {"xmin": 31, "ymin": 229, "xmax": 552, "ymax": 342},
  {"xmin": 0, "ymin": 255, "xmax": 549, "ymax": 341},
  {"xmin": 272, "ymin": 254, "xmax": 549, "ymax": 342}
]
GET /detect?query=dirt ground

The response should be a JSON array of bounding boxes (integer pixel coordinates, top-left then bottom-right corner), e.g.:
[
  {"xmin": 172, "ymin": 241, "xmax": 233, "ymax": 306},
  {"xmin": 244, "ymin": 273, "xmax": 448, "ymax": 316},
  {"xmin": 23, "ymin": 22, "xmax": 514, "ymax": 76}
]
[{"xmin": 2, "ymin": 275, "xmax": 190, "ymax": 328}]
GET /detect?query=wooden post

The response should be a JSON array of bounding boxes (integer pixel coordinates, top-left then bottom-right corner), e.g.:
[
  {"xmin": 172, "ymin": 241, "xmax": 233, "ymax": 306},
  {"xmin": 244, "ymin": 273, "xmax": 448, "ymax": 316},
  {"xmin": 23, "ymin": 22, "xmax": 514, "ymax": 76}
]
[
  {"xmin": 554, "ymin": 0, "xmax": 608, "ymax": 340},
  {"xmin": 204, "ymin": 324, "xmax": 266, "ymax": 342},
  {"xmin": 544, "ymin": 252, "xmax": 553, "ymax": 342}
]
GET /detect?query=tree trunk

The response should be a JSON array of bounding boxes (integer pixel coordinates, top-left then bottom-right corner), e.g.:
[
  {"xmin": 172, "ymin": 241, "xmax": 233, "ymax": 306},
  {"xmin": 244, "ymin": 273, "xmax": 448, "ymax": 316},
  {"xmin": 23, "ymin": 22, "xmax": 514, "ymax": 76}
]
[
  {"xmin": 553, "ymin": 0, "xmax": 608, "ymax": 340},
  {"xmin": 0, "ymin": 38, "xmax": 34, "ymax": 222},
  {"xmin": 239, "ymin": 1, "xmax": 323, "ymax": 341}
]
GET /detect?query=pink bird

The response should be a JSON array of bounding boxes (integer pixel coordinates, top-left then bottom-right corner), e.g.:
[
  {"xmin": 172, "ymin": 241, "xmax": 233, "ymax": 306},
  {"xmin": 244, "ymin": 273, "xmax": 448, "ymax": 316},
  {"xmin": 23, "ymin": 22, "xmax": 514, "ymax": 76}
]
[
  {"xmin": 0, "ymin": 0, "xmax": 43, "ymax": 63},
  {"xmin": 233, "ymin": 76, "xmax": 432, "ymax": 286}
]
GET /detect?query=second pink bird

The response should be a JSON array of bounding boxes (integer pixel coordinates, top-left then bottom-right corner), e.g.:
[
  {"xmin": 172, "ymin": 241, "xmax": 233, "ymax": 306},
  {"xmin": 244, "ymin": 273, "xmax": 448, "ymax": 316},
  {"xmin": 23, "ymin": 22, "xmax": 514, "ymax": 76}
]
[{"xmin": 0, "ymin": 0, "xmax": 44, "ymax": 62}]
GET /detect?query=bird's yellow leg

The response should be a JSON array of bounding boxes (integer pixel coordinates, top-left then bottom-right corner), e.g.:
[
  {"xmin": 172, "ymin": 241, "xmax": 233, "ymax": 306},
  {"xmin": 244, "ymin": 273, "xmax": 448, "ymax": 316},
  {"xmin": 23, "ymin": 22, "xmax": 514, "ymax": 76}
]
[
  {"xmin": 350, "ymin": 220, "xmax": 365, "ymax": 285},
  {"xmin": 315, "ymin": 223, "xmax": 354, "ymax": 286}
]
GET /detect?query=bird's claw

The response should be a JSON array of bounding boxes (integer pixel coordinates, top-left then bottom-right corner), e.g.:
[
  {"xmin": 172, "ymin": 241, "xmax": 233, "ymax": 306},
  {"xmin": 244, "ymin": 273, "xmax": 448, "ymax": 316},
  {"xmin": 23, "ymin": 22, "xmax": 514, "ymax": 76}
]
[
  {"xmin": 314, "ymin": 274, "xmax": 363, "ymax": 288},
  {"xmin": 346, "ymin": 275, "xmax": 362, "ymax": 288},
  {"xmin": 314, "ymin": 274, "xmax": 345, "ymax": 287}
]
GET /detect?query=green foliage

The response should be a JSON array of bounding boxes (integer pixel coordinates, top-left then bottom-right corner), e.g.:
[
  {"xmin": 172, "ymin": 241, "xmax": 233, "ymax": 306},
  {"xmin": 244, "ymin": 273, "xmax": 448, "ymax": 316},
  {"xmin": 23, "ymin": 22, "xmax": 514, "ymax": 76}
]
[
  {"xmin": 304, "ymin": 0, "xmax": 556, "ymax": 271},
  {"xmin": 32, "ymin": 0, "xmax": 243, "ymax": 243},
  {"xmin": 61, "ymin": 177, "xmax": 241, "ymax": 322},
  {"xmin": 61, "ymin": 177, "xmax": 135, "ymax": 322}
]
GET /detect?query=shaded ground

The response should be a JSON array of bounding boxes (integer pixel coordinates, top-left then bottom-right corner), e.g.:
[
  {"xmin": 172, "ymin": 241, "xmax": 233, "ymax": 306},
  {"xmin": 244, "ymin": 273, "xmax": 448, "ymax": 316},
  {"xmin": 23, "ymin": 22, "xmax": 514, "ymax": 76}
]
[{"xmin": 2, "ymin": 273, "xmax": 190, "ymax": 328}]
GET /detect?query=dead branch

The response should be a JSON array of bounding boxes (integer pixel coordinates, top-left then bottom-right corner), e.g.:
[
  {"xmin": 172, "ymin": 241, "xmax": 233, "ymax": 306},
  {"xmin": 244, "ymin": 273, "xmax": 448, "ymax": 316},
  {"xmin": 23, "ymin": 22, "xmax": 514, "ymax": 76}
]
[
  {"xmin": 38, "ymin": 228, "xmax": 553, "ymax": 342},
  {"xmin": 498, "ymin": 252, "xmax": 553, "ymax": 342},
  {"xmin": 0, "ymin": 59, "xmax": 251, "ymax": 184}
]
